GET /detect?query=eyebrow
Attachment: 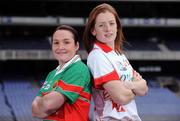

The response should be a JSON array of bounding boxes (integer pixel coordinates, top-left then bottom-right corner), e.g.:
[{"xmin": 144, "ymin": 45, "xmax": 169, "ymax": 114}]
[{"xmin": 97, "ymin": 20, "xmax": 116, "ymax": 24}]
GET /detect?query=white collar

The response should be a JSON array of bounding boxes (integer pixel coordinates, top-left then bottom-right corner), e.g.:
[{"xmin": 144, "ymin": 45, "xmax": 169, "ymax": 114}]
[{"xmin": 55, "ymin": 55, "xmax": 81, "ymax": 75}]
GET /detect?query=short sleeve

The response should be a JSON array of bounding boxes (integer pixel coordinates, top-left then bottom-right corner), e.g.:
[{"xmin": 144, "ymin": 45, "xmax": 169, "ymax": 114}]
[
  {"xmin": 87, "ymin": 49, "xmax": 119, "ymax": 89},
  {"xmin": 55, "ymin": 62, "xmax": 90, "ymax": 104},
  {"xmin": 37, "ymin": 71, "xmax": 54, "ymax": 97}
]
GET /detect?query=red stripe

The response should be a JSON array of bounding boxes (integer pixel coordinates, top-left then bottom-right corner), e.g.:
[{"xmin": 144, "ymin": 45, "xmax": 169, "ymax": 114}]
[
  {"xmin": 95, "ymin": 41, "xmax": 112, "ymax": 53},
  {"xmin": 112, "ymin": 101, "xmax": 125, "ymax": 112},
  {"xmin": 94, "ymin": 70, "xmax": 119, "ymax": 89},
  {"xmin": 80, "ymin": 91, "xmax": 91, "ymax": 100},
  {"xmin": 57, "ymin": 80, "xmax": 83, "ymax": 93},
  {"xmin": 57, "ymin": 80, "xmax": 91, "ymax": 100},
  {"xmin": 41, "ymin": 92, "xmax": 50, "ymax": 96}
]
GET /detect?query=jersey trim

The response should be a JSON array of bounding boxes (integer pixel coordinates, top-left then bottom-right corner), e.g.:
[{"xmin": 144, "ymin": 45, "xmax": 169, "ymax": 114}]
[
  {"xmin": 95, "ymin": 41, "xmax": 112, "ymax": 53},
  {"xmin": 94, "ymin": 70, "xmax": 119, "ymax": 89},
  {"xmin": 57, "ymin": 80, "xmax": 83, "ymax": 93},
  {"xmin": 80, "ymin": 91, "xmax": 91, "ymax": 100},
  {"xmin": 56, "ymin": 80, "xmax": 91, "ymax": 101}
]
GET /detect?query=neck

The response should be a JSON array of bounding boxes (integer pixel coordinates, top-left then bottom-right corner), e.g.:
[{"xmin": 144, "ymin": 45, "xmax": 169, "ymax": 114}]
[
  {"xmin": 58, "ymin": 55, "xmax": 80, "ymax": 70},
  {"xmin": 107, "ymin": 42, "xmax": 114, "ymax": 50}
]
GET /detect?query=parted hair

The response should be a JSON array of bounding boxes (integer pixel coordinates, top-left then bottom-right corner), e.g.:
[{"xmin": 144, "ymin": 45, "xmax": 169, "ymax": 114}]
[
  {"xmin": 83, "ymin": 3, "xmax": 125, "ymax": 53},
  {"xmin": 52, "ymin": 25, "xmax": 79, "ymax": 44}
]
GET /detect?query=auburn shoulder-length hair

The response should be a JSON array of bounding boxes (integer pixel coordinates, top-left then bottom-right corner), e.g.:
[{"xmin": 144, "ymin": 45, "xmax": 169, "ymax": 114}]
[{"xmin": 83, "ymin": 3, "xmax": 125, "ymax": 53}]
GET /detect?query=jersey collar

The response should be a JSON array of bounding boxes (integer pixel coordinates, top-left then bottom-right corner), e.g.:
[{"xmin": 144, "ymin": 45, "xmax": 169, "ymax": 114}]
[
  {"xmin": 95, "ymin": 41, "xmax": 113, "ymax": 53},
  {"xmin": 55, "ymin": 55, "xmax": 80, "ymax": 75}
]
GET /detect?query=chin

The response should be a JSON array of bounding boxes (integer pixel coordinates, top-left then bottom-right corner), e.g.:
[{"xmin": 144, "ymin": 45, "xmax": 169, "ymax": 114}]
[{"xmin": 60, "ymin": 58, "xmax": 71, "ymax": 63}]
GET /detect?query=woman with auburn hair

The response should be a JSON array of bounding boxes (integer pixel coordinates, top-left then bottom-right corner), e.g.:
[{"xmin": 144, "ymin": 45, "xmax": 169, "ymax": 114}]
[{"xmin": 83, "ymin": 3, "xmax": 148, "ymax": 121}]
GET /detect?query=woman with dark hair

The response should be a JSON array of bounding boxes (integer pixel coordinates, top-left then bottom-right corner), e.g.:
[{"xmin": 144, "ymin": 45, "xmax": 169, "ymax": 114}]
[
  {"xmin": 83, "ymin": 3, "xmax": 148, "ymax": 121},
  {"xmin": 32, "ymin": 25, "xmax": 92, "ymax": 121}
]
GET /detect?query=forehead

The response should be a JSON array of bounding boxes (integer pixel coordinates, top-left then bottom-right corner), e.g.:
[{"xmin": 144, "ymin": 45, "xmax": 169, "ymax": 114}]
[
  {"xmin": 53, "ymin": 30, "xmax": 74, "ymax": 40},
  {"xmin": 95, "ymin": 11, "xmax": 116, "ymax": 23}
]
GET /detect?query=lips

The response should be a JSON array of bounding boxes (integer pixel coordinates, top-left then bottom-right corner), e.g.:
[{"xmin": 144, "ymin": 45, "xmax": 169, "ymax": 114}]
[
  {"xmin": 55, "ymin": 49, "xmax": 67, "ymax": 54},
  {"xmin": 105, "ymin": 33, "xmax": 113, "ymax": 38},
  {"xmin": 59, "ymin": 52, "xmax": 67, "ymax": 55}
]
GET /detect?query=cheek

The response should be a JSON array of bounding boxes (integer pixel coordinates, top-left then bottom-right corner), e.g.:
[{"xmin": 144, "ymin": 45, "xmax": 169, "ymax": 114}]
[
  {"xmin": 68, "ymin": 45, "xmax": 77, "ymax": 53},
  {"xmin": 114, "ymin": 32, "xmax": 117, "ymax": 37},
  {"xmin": 52, "ymin": 44, "xmax": 57, "ymax": 50},
  {"xmin": 94, "ymin": 29, "xmax": 101, "ymax": 36},
  {"xmin": 93, "ymin": 28, "xmax": 102, "ymax": 37},
  {"xmin": 96, "ymin": 33, "xmax": 104, "ymax": 40},
  {"xmin": 52, "ymin": 46, "xmax": 56, "ymax": 52}
]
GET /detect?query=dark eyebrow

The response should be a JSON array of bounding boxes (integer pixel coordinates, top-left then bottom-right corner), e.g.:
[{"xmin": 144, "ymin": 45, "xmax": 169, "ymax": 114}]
[
  {"xmin": 62, "ymin": 38, "xmax": 71, "ymax": 41},
  {"xmin": 53, "ymin": 38, "xmax": 59, "ymax": 42}
]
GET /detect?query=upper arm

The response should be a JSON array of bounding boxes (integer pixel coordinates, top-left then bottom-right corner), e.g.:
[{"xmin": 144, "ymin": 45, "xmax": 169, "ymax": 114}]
[
  {"xmin": 87, "ymin": 50, "xmax": 119, "ymax": 89},
  {"xmin": 32, "ymin": 92, "xmax": 66, "ymax": 118},
  {"xmin": 32, "ymin": 96, "xmax": 49, "ymax": 118},
  {"xmin": 32, "ymin": 96, "xmax": 41, "ymax": 113},
  {"xmin": 103, "ymin": 80, "xmax": 135, "ymax": 105},
  {"xmin": 42, "ymin": 91, "xmax": 66, "ymax": 111}
]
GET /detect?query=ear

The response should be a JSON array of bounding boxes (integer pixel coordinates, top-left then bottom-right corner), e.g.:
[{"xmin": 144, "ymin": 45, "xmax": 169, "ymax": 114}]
[
  {"xmin": 76, "ymin": 42, "xmax": 79, "ymax": 51},
  {"xmin": 91, "ymin": 28, "xmax": 96, "ymax": 36}
]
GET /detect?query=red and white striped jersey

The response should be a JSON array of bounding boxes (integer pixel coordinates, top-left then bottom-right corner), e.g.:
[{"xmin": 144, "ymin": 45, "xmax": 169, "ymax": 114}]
[{"xmin": 87, "ymin": 41, "xmax": 141, "ymax": 121}]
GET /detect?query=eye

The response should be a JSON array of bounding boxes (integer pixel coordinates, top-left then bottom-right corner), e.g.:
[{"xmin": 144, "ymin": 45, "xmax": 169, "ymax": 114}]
[
  {"xmin": 63, "ymin": 40, "xmax": 71, "ymax": 44},
  {"xmin": 64, "ymin": 41, "xmax": 70, "ymax": 44},
  {"xmin": 110, "ymin": 22, "xmax": 115, "ymax": 26},
  {"xmin": 53, "ymin": 41, "xmax": 59, "ymax": 45},
  {"xmin": 98, "ymin": 24, "xmax": 103, "ymax": 27}
]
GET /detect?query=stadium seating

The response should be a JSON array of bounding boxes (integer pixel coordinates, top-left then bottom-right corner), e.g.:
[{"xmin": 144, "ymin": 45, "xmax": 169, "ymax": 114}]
[
  {"xmin": 164, "ymin": 40, "xmax": 180, "ymax": 51},
  {"xmin": 136, "ymin": 87, "xmax": 180, "ymax": 121},
  {"xmin": 1, "ymin": 80, "xmax": 41, "ymax": 121},
  {"xmin": 0, "ymin": 38, "xmax": 51, "ymax": 50},
  {"xmin": 0, "ymin": 80, "xmax": 180, "ymax": 121},
  {"xmin": 124, "ymin": 39, "xmax": 160, "ymax": 51}
]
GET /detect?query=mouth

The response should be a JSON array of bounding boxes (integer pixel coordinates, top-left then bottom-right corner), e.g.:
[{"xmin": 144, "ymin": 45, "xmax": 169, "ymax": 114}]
[
  {"xmin": 105, "ymin": 33, "xmax": 113, "ymax": 38},
  {"xmin": 56, "ymin": 51, "xmax": 67, "ymax": 55},
  {"xmin": 59, "ymin": 52, "xmax": 67, "ymax": 55}
]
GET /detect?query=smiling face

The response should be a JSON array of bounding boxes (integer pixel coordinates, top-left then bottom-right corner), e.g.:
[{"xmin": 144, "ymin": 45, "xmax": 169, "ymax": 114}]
[
  {"xmin": 92, "ymin": 11, "xmax": 117, "ymax": 49},
  {"xmin": 52, "ymin": 30, "xmax": 79, "ymax": 66}
]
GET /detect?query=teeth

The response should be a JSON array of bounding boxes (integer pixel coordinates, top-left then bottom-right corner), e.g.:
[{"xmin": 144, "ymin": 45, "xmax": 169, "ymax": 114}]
[{"xmin": 105, "ymin": 33, "xmax": 112, "ymax": 37}]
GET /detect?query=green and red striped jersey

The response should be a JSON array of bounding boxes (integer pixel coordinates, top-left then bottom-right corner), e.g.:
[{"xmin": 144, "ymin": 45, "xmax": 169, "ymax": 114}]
[{"xmin": 38, "ymin": 59, "xmax": 92, "ymax": 121}]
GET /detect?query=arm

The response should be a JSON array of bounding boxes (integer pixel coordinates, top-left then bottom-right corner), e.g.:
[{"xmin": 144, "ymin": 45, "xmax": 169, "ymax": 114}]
[
  {"xmin": 32, "ymin": 96, "xmax": 48, "ymax": 118},
  {"xmin": 87, "ymin": 51, "xmax": 135, "ymax": 105},
  {"xmin": 32, "ymin": 91, "xmax": 66, "ymax": 119},
  {"xmin": 132, "ymin": 78, "xmax": 148, "ymax": 96},
  {"xmin": 124, "ymin": 71, "xmax": 148, "ymax": 96},
  {"xmin": 103, "ymin": 80, "xmax": 135, "ymax": 105}
]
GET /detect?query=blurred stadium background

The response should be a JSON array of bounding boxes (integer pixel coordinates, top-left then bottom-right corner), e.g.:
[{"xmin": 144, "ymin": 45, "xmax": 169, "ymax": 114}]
[{"xmin": 0, "ymin": 0, "xmax": 180, "ymax": 121}]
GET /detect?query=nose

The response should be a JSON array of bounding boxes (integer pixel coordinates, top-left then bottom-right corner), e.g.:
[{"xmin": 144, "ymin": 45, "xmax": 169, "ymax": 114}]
[
  {"xmin": 104, "ymin": 24, "xmax": 111, "ymax": 32},
  {"xmin": 57, "ymin": 43, "xmax": 65, "ymax": 50}
]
